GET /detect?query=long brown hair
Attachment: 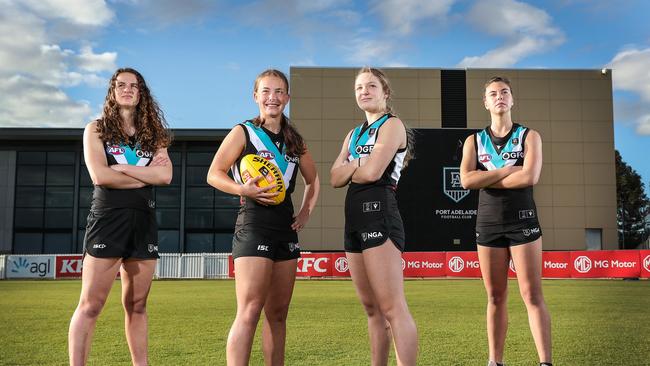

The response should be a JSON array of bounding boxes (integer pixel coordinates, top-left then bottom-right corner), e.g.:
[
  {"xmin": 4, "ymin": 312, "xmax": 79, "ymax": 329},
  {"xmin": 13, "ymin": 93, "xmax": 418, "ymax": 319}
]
[
  {"xmin": 96, "ymin": 68, "xmax": 171, "ymax": 152},
  {"xmin": 251, "ymin": 69, "xmax": 306, "ymax": 157},
  {"xmin": 356, "ymin": 67, "xmax": 415, "ymax": 168}
]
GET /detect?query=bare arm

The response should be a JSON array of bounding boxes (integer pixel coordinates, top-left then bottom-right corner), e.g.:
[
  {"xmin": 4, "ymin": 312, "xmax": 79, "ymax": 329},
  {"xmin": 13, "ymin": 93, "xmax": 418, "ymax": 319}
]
[
  {"xmin": 206, "ymin": 125, "xmax": 278, "ymax": 205},
  {"xmin": 110, "ymin": 148, "xmax": 173, "ymax": 186},
  {"xmin": 329, "ymin": 130, "xmax": 358, "ymax": 188},
  {"xmin": 292, "ymin": 149, "xmax": 320, "ymax": 231},
  {"xmin": 488, "ymin": 130, "xmax": 543, "ymax": 189},
  {"xmin": 459, "ymin": 134, "xmax": 519, "ymax": 190},
  {"xmin": 83, "ymin": 121, "xmax": 146, "ymax": 189},
  {"xmin": 351, "ymin": 117, "xmax": 405, "ymax": 184}
]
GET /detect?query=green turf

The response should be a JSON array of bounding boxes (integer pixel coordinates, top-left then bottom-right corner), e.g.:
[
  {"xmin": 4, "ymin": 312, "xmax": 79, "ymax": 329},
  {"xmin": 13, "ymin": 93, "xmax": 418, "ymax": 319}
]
[{"xmin": 1, "ymin": 279, "xmax": 648, "ymax": 365}]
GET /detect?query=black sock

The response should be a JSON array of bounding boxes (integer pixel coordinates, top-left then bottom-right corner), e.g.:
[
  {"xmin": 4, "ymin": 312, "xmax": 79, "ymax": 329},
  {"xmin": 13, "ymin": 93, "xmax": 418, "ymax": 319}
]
[{"xmin": 540, "ymin": 363, "xmax": 553, "ymax": 366}]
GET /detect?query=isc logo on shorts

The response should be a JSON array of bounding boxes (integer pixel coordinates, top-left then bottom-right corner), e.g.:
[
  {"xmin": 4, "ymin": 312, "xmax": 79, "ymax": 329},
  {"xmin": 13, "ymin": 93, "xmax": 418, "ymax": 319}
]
[{"xmin": 257, "ymin": 245, "xmax": 269, "ymax": 252}]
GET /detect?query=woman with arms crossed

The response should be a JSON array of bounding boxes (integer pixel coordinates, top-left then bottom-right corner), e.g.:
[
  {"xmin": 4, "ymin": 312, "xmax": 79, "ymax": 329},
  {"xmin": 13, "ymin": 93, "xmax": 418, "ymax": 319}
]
[
  {"xmin": 330, "ymin": 67, "xmax": 418, "ymax": 366},
  {"xmin": 460, "ymin": 76, "xmax": 552, "ymax": 366},
  {"xmin": 207, "ymin": 69, "xmax": 319, "ymax": 366},
  {"xmin": 69, "ymin": 68, "xmax": 172, "ymax": 366}
]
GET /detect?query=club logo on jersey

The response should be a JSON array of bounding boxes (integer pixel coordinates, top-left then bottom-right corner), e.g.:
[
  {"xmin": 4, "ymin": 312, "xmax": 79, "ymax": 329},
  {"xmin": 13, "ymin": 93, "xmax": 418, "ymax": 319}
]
[
  {"xmin": 519, "ymin": 210, "xmax": 536, "ymax": 219},
  {"xmin": 368, "ymin": 128, "xmax": 377, "ymax": 137},
  {"xmin": 362, "ymin": 201, "xmax": 381, "ymax": 213},
  {"xmin": 284, "ymin": 154, "xmax": 299, "ymax": 163},
  {"xmin": 512, "ymin": 137, "xmax": 519, "ymax": 145},
  {"xmin": 107, "ymin": 146, "xmax": 125, "ymax": 155},
  {"xmin": 258, "ymin": 150, "xmax": 275, "ymax": 160},
  {"xmin": 148, "ymin": 244, "xmax": 158, "ymax": 253},
  {"xmin": 288, "ymin": 242, "xmax": 300, "ymax": 252},
  {"xmin": 443, "ymin": 167, "xmax": 470, "ymax": 203},
  {"xmin": 479, "ymin": 154, "xmax": 491, "ymax": 163},
  {"xmin": 501, "ymin": 151, "xmax": 524, "ymax": 160},
  {"xmin": 355, "ymin": 145, "xmax": 373, "ymax": 154}
]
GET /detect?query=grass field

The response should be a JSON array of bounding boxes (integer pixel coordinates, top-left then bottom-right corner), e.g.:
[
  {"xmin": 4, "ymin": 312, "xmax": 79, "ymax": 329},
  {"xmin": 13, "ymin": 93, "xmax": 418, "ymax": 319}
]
[{"xmin": 1, "ymin": 279, "xmax": 649, "ymax": 365}]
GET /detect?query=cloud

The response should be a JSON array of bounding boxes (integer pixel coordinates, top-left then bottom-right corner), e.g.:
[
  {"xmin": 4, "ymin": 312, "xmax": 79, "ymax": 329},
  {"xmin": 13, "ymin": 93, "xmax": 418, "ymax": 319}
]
[
  {"xmin": 458, "ymin": 0, "xmax": 565, "ymax": 67},
  {"xmin": 608, "ymin": 47, "xmax": 650, "ymax": 135},
  {"xmin": 0, "ymin": 1, "xmax": 115, "ymax": 127},
  {"xmin": 371, "ymin": 0, "xmax": 456, "ymax": 36},
  {"xmin": 344, "ymin": 37, "xmax": 399, "ymax": 65},
  {"xmin": 121, "ymin": 0, "xmax": 218, "ymax": 26}
]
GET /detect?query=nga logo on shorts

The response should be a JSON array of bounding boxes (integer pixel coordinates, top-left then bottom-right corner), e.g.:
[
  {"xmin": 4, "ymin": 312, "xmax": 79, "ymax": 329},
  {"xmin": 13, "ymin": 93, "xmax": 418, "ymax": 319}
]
[
  {"xmin": 361, "ymin": 231, "xmax": 383, "ymax": 242},
  {"xmin": 522, "ymin": 227, "xmax": 540, "ymax": 237}
]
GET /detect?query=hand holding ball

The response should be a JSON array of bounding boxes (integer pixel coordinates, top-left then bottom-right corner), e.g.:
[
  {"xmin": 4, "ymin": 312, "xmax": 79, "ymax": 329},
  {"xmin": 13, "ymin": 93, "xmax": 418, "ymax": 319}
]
[{"xmin": 239, "ymin": 154, "xmax": 286, "ymax": 205}]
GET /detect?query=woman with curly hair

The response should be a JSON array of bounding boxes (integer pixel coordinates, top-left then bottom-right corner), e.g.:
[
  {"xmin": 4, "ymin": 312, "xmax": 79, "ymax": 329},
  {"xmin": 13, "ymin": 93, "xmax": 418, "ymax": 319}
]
[{"xmin": 68, "ymin": 68, "xmax": 172, "ymax": 366}]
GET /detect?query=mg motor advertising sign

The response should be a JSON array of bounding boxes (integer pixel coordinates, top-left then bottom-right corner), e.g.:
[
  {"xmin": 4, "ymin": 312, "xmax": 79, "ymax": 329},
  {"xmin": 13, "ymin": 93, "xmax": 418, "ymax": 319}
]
[
  {"xmin": 571, "ymin": 250, "xmax": 640, "ymax": 278},
  {"xmin": 445, "ymin": 252, "xmax": 481, "ymax": 277},
  {"xmin": 639, "ymin": 250, "xmax": 650, "ymax": 278},
  {"xmin": 402, "ymin": 252, "xmax": 445, "ymax": 277}
]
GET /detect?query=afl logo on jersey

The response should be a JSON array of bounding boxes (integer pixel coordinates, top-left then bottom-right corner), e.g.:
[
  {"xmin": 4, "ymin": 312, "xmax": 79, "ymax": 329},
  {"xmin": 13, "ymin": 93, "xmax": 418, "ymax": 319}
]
[
  {"xmin": 479, "ymin": 154, "xmax": 491, "ymax": 163},
  {"xmin": 356, "ymin": 145, "xmax": 373, "ymax": 154},
  {"xmin": 501, "ymin": 151, "xmax": 524, "ymax": 160},
  {"xmin": 258, "ymin": 150, "xmax": 275, "ymax": 160},
  {"xmin": 107, "ymin": 146, "xmax": 125, "ymax": 155}
]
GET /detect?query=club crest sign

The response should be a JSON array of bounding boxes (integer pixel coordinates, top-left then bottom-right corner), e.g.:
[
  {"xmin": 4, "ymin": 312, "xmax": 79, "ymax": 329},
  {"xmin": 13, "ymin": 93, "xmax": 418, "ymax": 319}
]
[{"xmin": 443, "ymin": 167, "xmax": 469, "ymax": 203}]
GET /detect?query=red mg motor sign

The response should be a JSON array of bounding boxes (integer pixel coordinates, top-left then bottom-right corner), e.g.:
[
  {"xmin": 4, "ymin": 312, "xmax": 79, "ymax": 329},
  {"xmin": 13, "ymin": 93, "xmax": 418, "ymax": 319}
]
[
  {"xmin": 640, "ymin": 250, "xmax": 650, "ymax": 278},
  {"xmin": 445, "ymin": 252, "xmax": 481, "ymax": 277},
  {"xmin": 403, "ymin": 252, "xmax": 445, "ymax": 277},
  {"xmin": 571, "ymin": 250, "xmax": 640, "ymax": 278}
]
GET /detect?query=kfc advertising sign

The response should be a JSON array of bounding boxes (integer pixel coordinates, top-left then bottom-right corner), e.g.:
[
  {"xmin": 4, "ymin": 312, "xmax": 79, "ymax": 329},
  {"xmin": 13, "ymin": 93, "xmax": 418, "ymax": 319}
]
[
  {"xmin": 296, "ymin": 254, "xmax": 331, "ymax": 277},
  {"xmin": 445, "ymin": 252, "xmax": 481, "ymax": 277},
  {"xmin": 571, "ymin": 250, "xmax": 640, "ymax": 278},
  {"xmin": 56, "ymin": 255, "xmax": 84, "ymax": 278},
  {"xmin": 402, "ymin": 252, "xmax": 445, "ymax": 277}
]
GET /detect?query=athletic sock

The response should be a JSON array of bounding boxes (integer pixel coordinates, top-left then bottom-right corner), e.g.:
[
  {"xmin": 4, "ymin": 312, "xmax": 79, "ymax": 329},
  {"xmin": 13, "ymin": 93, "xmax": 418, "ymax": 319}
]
[
  {"xmin": 487, "ymin": 362, "xmax": 505, "ymax": 366},
  {"xmin": 540, "ymin": 363, "xmax": 553, "ymax": 366}
]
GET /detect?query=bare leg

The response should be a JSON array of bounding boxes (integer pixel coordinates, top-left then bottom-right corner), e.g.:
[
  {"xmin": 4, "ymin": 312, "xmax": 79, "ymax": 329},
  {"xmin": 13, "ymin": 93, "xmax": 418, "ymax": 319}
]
[
  {"xmin": 348, "ymin": 252, "xmax": 391, "ymax": 366},
  {"xmin": 363, "ymin": 241, "xmax": 418, "ymax": 366},
  {"xmin": 261, "ymin": 259, "xmax": 297, "ymax": 366},
  {"xmin": 477, "ymin": 245, "xmax": 510, "ymax": 364},
  {"xmin": 68, "ymin": 256, "xmax": 122, "ymax": 366},
  {"xmin": 120, "ymin": 259, "xmax": 157, "ymax": 366},
  {"xmin": 227, "ymin": 257, "xmax": 274, "ymax": 366},
  {"xmin": 510, "ymin": 238, "xmax": 552, "ymax": 363}
]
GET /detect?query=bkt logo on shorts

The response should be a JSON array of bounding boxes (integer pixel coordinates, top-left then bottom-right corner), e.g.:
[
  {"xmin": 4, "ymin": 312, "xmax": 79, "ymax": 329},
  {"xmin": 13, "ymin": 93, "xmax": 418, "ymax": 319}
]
[
  {"xmin": 448, "ymin": 256, "xmax": 465, "ymax": 273},
  {"xmin": 501, "ymin": 151, "xmax": 524, "ymax": 160},
  {"xmin": 574, "ymin": 256, "xmax": 592, "ymax": 273},
  {"xmin": 93, "ymin": 244, "xmax": 106, "ymax": 249},
  {"xmin": 355, "ymin": 145, "xmax": 373, "ymax": 154},
  {"xmin": 361, "ymin": 231, "xmax": 383, "ymax": 242},
  {"xmin": 443, "ymin": 167, "xmax": 469, "ymax": 203},
  {"xmin": 258, "ymin": 150, "xmax": 275, "ymax": 160},
  {"xmin": 335, "ymin": 257, "xmax": 349, "ymax": 272}
]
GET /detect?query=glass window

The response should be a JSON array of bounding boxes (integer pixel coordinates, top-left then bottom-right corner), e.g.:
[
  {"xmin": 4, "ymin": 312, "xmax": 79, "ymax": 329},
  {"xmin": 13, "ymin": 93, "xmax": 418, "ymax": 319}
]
[
  {"xmin": 46, "ymin": 186, "xmax": 74, "ymax": 207},
  {"xmin": 169, "ymin": 167, "xmax": 181, "ymax": 186},
  {"xmin": 186, "ymin": 152, "xmax": 214, "ymax": 166},
  {"xmin": 185, "ymin": 233, "xmax": 214, "ymax": 253},
  {"xmin": 156, "ymin": 209, "xmax": 180, "ymax": 229},
  {"xmin": 78, "ymin": 208, "xmax": 90, "ymax": 228},
  {"xmin": 15, "ymin": 208, "xmax": 43, "ymax": 228},
  {"xmin": 15, "ymin": 186, "xmax": 44, "ymax": 207},
  {"xmin": 215, "ymin": 192, "xmax": 240, "ymax": 207},
  {"xmin": 214, "ymin": 209, "xmax": 238, "ymax": 230},
  {"xmin": 46, "ymin": 165, "xmax": 75, "ymax": 186},
  {"xmin": 48, "ymin": 152, "xmax": 75, "ymax": 164},
  {"xmin": 79, "ymin": 167, "xmax": 93, "ymax": 186},
  {"xmin": 186, "ymin": 187, "xmax": 213, "ymax": 207},
  {"xmin": 186, "ymin": 166, "xmax": 209, "ymax": 186},
  {"xmin": 185, "ymin": 209, "xmax": 213, "ymax": 229},
  {"xmin": 17, "ymin": 152, "xmax": 46, "ymax": 165},
  {"xmin": 44, "ymin": 208, "xmax": 73, "ymax": 228},
  {"xmin": 13, "ymin": 233, "xmax": 43, "ymax": 254},
  {"xmin": 158, "ymin": 230, "xmax": 180, "ymax": 253},
  {"xmin": 44, "ymin": 233, "xmax": 72, "ymax": 254},
  {"xmin": 16, "ymin": 165, "xmax": 46, "ymax": 186},
  {"xmin": 156, "ymin": 187, "xmax": 180, "ymax": 208},
  {"xmin": 214, "ymin": 233, "xmax": 233, "ymax": 253},
  {"xmin": 79, "ymin": 187, "xmax": 93, "ymax": 208},
  {"xmin": 168, "ymin": 151, "xmax": 181, "ymax": 166}
]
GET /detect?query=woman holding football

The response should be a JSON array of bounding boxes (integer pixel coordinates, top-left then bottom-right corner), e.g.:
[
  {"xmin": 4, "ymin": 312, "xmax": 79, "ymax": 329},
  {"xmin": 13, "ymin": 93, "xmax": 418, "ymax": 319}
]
[
  {"xmin": 207, "ymin": 69, "xmax": 319, "ymax": 366},
  {"xmin": 460, "ymin": 76, "xmax": 551, "ymax": 366},
  {"xmin": 330, "ymin": 67, "xmax": 418, "ymax": 366}
]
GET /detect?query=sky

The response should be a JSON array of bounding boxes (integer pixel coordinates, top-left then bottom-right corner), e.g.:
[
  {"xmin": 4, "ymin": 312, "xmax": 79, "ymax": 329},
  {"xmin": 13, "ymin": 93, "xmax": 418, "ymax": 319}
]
[{"xmin": 0, "ymin": 0, "xmax": 648, "ymax": 186}]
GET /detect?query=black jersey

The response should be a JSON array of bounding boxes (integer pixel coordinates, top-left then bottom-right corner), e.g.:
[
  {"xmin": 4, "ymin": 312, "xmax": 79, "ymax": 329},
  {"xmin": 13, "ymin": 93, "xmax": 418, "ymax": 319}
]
[
  {"xmin": 230, "ymin": 121, "xmax": 301, "ymax": 240},
  {"xmin": 91, "ymin": 136, "xmax": 155, "ymax": 211},
  {"xmin": 474, "ymin": 123, "xmax": 538, "ymax": 227}
]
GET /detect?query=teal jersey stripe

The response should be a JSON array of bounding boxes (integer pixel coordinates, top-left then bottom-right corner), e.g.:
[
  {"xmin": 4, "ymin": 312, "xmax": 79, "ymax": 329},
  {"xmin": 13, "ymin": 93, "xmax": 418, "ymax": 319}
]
[{"xmin": 243, "ymin": 121, "xmax": 289, "ymax": 173}]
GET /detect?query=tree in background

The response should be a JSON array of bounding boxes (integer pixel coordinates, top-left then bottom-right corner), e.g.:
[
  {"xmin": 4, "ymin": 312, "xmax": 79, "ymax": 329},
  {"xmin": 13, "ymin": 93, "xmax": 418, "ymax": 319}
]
[{"xmin": 615, "ymin": 150, "xmax": 649, "ymax": 249}]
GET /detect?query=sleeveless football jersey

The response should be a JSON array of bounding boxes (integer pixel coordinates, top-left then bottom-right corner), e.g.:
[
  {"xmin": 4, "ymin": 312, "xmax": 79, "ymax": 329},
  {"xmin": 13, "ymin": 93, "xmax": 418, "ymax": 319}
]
[
  {"xmin": 474, "ymin": 123, "xmax": 538, "ymax": 226},
  {"xmin": 92, "ymin": 135, "xmax": 155, "ymax": 210},
  {"xmin": 347, "ymin": 113, "xmax": 407, "ymax": 187},
  {"xmin": 231, "ymin": 120, "xmax": 301, "ymax": 239}
]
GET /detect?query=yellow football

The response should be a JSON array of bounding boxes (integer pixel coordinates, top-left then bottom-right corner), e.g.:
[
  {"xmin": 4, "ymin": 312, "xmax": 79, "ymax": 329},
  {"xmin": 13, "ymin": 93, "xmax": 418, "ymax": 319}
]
[{"xmin": 239, "ymin": 154, "xmax": 286, "ymax": 205}]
